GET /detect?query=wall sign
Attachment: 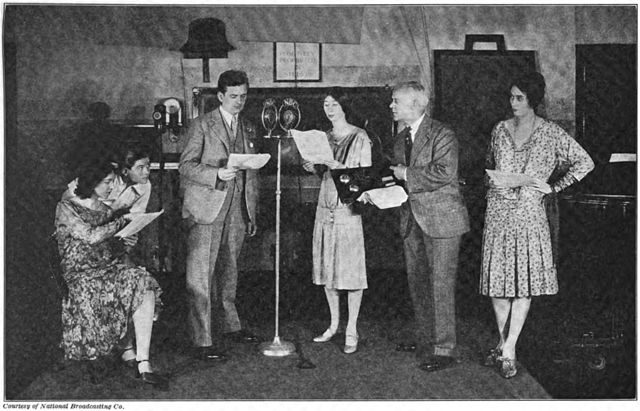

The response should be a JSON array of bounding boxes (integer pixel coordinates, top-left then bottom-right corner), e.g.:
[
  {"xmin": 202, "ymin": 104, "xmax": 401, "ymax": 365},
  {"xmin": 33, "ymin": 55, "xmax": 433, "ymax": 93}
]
[{"xmin": 274, "ymin": 42, "xmax": 322, "ymax": 82}]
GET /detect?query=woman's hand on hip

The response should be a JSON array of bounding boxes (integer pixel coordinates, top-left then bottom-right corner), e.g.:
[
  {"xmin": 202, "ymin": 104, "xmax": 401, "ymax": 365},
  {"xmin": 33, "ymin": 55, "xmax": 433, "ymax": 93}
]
[{"xmin": 529, "ymin": 178, "xmax": 552, "ymax": 194}]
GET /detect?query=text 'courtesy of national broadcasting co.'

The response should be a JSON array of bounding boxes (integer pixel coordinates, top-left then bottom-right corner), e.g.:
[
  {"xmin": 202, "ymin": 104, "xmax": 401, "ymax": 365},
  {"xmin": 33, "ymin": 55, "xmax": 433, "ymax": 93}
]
[{"xmin": 3, "ymin": 404, "xmax": 126, "ymax": 410}]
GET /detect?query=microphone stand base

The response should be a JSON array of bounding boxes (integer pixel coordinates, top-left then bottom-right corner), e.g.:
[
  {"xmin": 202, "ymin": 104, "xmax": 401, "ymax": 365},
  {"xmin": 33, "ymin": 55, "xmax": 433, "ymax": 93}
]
[{"xmin": 259, "ymin": 337, "xmax": 296, "ymax": 357}]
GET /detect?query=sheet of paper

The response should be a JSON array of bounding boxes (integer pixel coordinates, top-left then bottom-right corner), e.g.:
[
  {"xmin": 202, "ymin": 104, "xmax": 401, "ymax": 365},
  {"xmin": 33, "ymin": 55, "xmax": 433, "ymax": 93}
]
[
  {"xmin": 486, "ymin": 169, "xmax": 536, "ymax": 188},
  {"xmin": 115, "ymin": 210, "xmax": 164, "ymax": 238},
  {"xmin": 291, "ymin": 129, "xmax": 334, "ymax": 164},
  {"xmin": 609, "ymin": 153, "xmax": 636, "ymax": 163},
  {"xmin": 228, "ymin": 153, "xmax": 271, "ymax": 170},
  {"xmin": 358, "ymin": 185, "xmax": 408, "ymax": 209}
]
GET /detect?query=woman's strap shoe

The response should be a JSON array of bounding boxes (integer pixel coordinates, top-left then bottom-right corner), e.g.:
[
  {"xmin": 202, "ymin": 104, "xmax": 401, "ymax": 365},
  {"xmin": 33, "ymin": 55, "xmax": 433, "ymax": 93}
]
[
  {"xmin": 135, "ymin": 360, "xmax": 169, "ymax": 390},
  {"xmin": 343, "ymin": 334, "xmax": 358, "ymax": 354},
  {"xmin": 313, "ymin": 328, "xmax": 337, "ymax": 343},
  {"xmin": 498, "ymin": 357, "xmax": 518, "ymax": 379},
  {"xmin": 483, "ymin": 348, "xmax": 502, "ymax": 367}
]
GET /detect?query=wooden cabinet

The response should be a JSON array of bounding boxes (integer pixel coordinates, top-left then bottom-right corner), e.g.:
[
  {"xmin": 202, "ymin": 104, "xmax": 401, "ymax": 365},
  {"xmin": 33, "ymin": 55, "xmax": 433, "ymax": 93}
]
[{"xmin": 575, "ymin": 44, "xmax": 637, "ymax": 195}]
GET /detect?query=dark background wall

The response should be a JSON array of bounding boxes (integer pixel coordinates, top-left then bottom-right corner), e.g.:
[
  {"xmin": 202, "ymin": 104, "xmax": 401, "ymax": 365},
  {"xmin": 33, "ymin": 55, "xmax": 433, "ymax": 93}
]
[{"xmin": 3, "ymin": 5, "xmax": 637, "ymax": 398}]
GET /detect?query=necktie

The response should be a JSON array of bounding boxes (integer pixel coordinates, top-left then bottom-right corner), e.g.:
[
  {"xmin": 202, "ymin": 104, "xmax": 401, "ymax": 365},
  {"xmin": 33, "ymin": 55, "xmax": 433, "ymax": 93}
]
[
  {"xmin": 404, "ymin": 126, "xmax": 412, "ymax": 165},
  {"xmin": 230, "ymin": 115, "xmax": 238, "ymax": 137}
]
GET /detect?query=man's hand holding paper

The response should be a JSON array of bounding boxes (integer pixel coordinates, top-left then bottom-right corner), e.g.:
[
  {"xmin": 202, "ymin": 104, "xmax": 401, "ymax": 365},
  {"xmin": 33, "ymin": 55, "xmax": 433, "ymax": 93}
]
[
  {"xmin": 357, "ymin": 185, "xmax": 408, "ymax": 209},
  {"xmin": 291, "ymin": 129, "xmax": 334, "ymax": 164},
  {"xmin": 227, "ymin": 153, "xmax": 271, "ymax": 170},
  {"xmin": 218, "ymin": 167, "xmax": 238, "ymax": 181}
]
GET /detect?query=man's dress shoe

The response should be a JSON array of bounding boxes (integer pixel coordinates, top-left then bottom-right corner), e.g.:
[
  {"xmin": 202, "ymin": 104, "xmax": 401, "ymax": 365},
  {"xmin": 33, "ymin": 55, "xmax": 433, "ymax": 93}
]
[
  {"xmin": 395, "ymin": 342, "xmax": 417, "ymax": 352},
  {"xmin": 225, "ymin": 330, "xmax": 260, "ymax": 344},
  {"xmin": 194, "ymin": 346, "xmax": 228, "ymax": 361},
  {"xmin": 418, "ymin": 355, "xmax": 456, "ymax": 372}
]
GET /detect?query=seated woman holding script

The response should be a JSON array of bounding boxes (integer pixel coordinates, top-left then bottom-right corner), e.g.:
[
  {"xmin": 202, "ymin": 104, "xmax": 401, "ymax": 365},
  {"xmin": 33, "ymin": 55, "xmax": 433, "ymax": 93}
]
[
  {"xmin": 63, "ymin": 145, "xmax": 153, "ymax": 262},
  {"xmin": 64, "ymin": 144, "xmax": 152, "ymax": 213},
  {"xmin": 54, "ymin": 158, "xmax": 168, "ymax": 389}
]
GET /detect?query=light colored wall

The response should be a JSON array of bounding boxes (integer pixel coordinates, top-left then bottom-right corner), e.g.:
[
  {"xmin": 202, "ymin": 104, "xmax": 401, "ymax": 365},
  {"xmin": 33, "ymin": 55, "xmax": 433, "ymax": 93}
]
[
  {"xmin": 19, "ymin": 5, "xmax": 637, "ymax": 124},
  {"xmin": 9, "ymin": 5, "xmax": 637, "ymax": 187},
  {"xmin": 576, "ymin": 5, "xmax": 637, "ymax": 44}
]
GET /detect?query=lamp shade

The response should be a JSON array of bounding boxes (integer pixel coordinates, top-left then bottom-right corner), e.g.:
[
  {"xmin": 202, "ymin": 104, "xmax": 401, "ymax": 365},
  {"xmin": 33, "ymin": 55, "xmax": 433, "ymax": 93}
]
[{"xmin": 180, "ymin": 17, "xmax": 235, "ymax": 58}]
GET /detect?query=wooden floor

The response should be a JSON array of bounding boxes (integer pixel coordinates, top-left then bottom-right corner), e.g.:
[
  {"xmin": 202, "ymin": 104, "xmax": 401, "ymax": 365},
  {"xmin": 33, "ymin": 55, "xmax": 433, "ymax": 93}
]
[{"xmin": 16, "ymin": 316, "xmax": 549, "ymax": 400}]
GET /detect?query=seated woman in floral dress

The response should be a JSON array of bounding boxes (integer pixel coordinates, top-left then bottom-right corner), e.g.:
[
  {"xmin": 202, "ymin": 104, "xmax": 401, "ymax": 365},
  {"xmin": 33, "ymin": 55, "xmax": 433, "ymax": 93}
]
[{"xmin": 54, "ymin": 158, "xmax": 167, "ymax": 388}]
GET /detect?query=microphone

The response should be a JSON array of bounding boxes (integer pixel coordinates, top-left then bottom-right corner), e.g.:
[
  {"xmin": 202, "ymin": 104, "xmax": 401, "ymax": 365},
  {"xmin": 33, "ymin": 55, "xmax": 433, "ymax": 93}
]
[
  {"xmin": 277, "ymin": 98, "xmax": 300, "ymax": 139},
  {"xmin": 261, "ymin": 98, "xmax": 279, "ymax": 139}
]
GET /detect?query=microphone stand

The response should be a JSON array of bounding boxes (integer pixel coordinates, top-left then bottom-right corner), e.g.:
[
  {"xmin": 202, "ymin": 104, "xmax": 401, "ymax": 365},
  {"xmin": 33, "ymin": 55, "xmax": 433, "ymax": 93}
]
[
  {"xmin": 259, "ymin": 100, "xmax": 298, "ymax": 357},
  {"xmin": 259, "ymin": 131, "xmax": 296, "ymax": 357},
  {"xmin": 155, "ymin": 125, "xmax": 167, "ymax": 274}
]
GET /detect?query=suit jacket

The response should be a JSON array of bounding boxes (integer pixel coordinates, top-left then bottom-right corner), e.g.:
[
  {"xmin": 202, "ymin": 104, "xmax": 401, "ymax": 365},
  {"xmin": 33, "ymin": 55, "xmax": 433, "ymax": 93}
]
[
  {"xmin": 179, "ymin": 108, "xmax": 259, "ymax": 225},
  {"xmin": 393, "ymin": 116, "xmax": 470, "ymax": 238}
]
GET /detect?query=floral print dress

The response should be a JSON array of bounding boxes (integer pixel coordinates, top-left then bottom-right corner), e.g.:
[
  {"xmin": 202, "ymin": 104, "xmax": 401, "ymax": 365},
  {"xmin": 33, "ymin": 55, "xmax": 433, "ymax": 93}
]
[
  {"xmin": 54, "ymin": 199, "xmax": 162, "ymax": 360},
  {"xmin": 480, "ymin": 119, "xmax": 594, "ymax": 297}
]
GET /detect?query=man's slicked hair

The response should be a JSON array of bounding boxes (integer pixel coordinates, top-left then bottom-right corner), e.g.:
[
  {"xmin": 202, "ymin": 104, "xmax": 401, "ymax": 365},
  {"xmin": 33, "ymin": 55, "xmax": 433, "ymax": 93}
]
[{"xmin": 217, "ymin": 70, "xmax": 249, "ymax": 94}]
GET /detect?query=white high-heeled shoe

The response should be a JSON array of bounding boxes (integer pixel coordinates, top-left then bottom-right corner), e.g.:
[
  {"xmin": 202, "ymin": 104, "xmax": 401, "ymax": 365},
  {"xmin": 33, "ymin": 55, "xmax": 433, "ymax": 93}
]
[
  {"xmin": 344, "ymin": 333, "xmax": 359, "ymax": 354},
  {"xmin": 313, "ymin": 328, "xmax": 337, "ymax": 343}
]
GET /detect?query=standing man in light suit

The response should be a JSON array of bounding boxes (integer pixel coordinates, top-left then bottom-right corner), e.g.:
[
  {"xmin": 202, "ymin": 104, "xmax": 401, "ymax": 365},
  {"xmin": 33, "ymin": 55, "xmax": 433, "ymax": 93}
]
[
  {"xmin": 389, "ymin": 81, "xmax": 470, "ymax": 372},
  {"xmin": 180, "ymin": 70, "xmax": 260, "ymax": 361}
]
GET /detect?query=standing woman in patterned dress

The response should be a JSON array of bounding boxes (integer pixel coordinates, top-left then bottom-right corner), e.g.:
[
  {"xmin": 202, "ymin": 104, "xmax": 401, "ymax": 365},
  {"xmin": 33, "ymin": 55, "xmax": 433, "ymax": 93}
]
[
  {"xmin": 480, "ymin": 72, "xmax": 594, "ymax": 378},
  {"xmin": 303, "ymin": 88, "xmax": 372, "ymax": 354}
]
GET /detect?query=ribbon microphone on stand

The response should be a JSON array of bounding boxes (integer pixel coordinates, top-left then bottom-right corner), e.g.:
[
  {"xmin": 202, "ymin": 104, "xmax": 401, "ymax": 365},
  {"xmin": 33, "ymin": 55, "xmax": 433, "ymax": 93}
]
[
  {"xmin": 259, "ymin": 98, "xmax": 300, "ymax": 357},
  {"xmin": 261, "ymin": 98, "xmax": 278, "ymax": 138},
  {"xmin": 279, "ymin": 98, "xmax": 301, "ymax": 137}
]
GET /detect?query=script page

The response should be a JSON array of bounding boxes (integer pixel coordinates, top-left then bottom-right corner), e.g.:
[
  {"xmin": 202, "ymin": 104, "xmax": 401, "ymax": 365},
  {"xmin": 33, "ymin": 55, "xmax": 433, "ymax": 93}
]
[
  {"xmin": 291, "ymin": 129, "xmax": 334, "ymax": 164},
  {"xmin": 486, "ymin": 169, "xmax": 536, "ymax": 188},
  {"xmin": 359, "ymin": 186, "xmax": 408, "ymax": 209},
  {"xmin": 228, "ymin": 153, "xmax": 271, "ymax": 170},
  {"xmin": 115, "ymin": 210, "xmax": 164, "ymax": 238}
]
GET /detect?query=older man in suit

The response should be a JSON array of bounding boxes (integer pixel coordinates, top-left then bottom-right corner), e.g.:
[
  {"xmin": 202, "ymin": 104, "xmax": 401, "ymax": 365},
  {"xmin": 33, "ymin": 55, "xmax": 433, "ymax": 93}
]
[
  {"xmin": 389, "ymin": 81, "xmax": 470, "ymax": 372},
  {"xmin": 180, "ymin": 70, "xmax": 260, "ymax": 361}
]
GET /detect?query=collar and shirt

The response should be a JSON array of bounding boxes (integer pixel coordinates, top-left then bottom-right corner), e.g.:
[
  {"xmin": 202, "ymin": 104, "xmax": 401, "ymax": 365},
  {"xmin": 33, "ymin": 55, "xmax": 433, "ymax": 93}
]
[
  {"xmin": 401, "ymin": 113, "xmax": 426, "ymax": 180},
  {"xmin": 219, "ymin": 106, "xmax": 239, "ymax": 138},
  {"xmin": 216, "ymin": 106, "xmax": 248, "ymax": 223},
  {"xmin": 108, "ymin": 176, "xmax": 151, "ymax": 214},
  {"xmin": 405, "ymin": 113, "xmax": 426, "ymax": 144}
]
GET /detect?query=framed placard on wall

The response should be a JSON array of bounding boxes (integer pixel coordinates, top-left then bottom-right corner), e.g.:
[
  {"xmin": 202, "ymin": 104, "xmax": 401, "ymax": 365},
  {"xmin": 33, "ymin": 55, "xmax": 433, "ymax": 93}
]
[{"xmin": 274, "ymin": 42, "xmax": 322, "ymax": 82}]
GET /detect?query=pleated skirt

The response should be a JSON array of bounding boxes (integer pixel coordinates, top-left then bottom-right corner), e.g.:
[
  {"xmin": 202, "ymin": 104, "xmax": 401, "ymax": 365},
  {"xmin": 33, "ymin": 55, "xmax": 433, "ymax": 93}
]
[
  {"xmin": 479, "ymin": 194, "xmax": 558, "ymax": 297},
  {"xmin": 312, "ymin": 206, "xmax": 368, "ymax": 290}
]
